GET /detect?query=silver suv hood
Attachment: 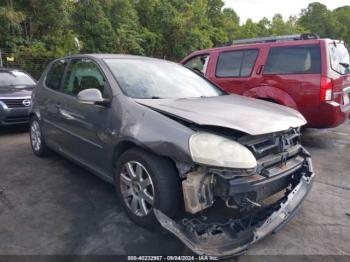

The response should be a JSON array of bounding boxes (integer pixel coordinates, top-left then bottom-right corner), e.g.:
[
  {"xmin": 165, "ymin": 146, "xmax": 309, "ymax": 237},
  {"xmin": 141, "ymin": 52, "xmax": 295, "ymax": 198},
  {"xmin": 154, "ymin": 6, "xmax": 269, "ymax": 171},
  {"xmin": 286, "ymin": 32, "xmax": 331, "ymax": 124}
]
[
  {"xmin": 0, "ymin": 85, "xmax": 34, "ymax": 98},
  {"xmin": 135, "ymin": 94, "xmax": 306, "ymax": 136}
]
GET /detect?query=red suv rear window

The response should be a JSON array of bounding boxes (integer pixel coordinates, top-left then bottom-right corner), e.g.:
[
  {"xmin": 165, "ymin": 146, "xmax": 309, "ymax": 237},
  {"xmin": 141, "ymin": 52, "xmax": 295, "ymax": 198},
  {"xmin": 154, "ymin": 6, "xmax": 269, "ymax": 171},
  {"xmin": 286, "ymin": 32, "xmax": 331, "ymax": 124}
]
[
  {"xmin": 264, "ymin": 45, "xmax": 321, "ymax": 75},
  {"xmin": 329, "ymin": 43, "xmax": 350, "ymax": 75}
]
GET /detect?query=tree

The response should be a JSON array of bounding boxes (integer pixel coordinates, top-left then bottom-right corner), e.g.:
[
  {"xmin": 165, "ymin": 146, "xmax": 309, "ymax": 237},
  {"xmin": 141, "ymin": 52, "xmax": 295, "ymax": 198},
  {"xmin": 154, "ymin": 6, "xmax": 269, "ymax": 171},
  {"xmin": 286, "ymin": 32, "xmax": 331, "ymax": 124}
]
[
  {"xmin": 0, "ymin": 4, "xmax": 26, "ymax": 51},
  {"xmin": 333, "ymin": 6, "xmax": 350, "ymax": 43},
  {"xmin": 14, "ymin": 0, "xmax": 71, "ymax": 42},
  {"xmin": 105, "ymin": 0, "xmax": 144, "ymax": 54},
  {"xmin": 235, "ymin": 19, "xmax": 259, "ymax": 39},
  {"xmin": 270, "ymin": 14, "xmax": 303, "ymax": 35},
  {"xmin": 222, "ymin": 8, "xmax": 240, "ymax": 42},
  {"xmin": 256, "ymin": 17, "xmax": 272, "ymax": 36},
  {"xmin": 3, "ymin": 0, "xmax": 349, "ymax": 73},
  {"xmin": 73, "ymin": 0, "xmax": 116, "ymax": 53},
  {"xmin": 134, "ymin": 0, "xmax": 215, "ymax": 60},
  {"xmin": 207, "ymin": 0, "xmax": 225, "ymax": 27},
  {"xmin": 207, "ymin": 0, "xmax": 228, "ymax": 46},
  {"xmin": 298, "ymin": 2, "xmax": 341, "ymax": 38}
]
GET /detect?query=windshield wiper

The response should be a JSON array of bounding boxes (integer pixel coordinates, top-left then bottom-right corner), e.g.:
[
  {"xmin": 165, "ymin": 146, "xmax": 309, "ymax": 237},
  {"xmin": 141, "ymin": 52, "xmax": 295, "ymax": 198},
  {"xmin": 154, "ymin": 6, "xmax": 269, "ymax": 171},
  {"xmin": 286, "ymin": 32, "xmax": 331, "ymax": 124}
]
[{"xmin": 136, "ymin": 96, "xmax": 163, "ymax": 99}]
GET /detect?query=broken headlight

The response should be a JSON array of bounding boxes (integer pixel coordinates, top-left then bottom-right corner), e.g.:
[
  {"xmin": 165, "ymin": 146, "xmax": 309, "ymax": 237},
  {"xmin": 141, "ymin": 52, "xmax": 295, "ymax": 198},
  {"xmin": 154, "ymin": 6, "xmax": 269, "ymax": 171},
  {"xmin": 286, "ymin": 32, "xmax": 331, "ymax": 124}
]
[{"xmin": 189, "ymin": 132, "xmax": 257, "ymax": 169}]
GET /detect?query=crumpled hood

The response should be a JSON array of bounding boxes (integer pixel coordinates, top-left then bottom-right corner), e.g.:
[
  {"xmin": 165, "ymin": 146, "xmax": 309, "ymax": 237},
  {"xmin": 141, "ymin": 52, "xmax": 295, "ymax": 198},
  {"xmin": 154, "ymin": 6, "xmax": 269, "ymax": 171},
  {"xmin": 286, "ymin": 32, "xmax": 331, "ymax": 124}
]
[
  {"xmin": 135, "ymin": 94, "xmax": 306, "ymax": 136},
  {"xmin": 0, "ymin": 85, "xmax": 34, "ymax": 98}
]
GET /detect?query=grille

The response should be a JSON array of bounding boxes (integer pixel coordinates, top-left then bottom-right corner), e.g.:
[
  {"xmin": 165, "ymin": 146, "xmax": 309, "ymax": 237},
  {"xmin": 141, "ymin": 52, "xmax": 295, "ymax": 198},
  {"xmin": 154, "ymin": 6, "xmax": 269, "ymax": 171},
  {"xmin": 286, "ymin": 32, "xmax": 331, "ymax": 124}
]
[
  {"xmin": 238, "ymin": 128, "xmax": 301, "ymax": 160},
  {"xmin": 4, "ymin": 116, "xmax": 30, "ymax": 123},
  {"xmin": 238, "ymin": 128, "xmax": 303, "ymax": 178},
  {"xmin": 0, "ymin": 98, "xmax": 31, "ymax": 108}
]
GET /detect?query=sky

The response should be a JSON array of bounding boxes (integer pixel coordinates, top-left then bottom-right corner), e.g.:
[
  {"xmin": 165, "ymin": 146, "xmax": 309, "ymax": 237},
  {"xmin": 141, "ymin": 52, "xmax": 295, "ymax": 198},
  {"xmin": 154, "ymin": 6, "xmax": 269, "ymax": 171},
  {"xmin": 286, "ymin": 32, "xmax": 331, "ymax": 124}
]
[{"xmin": 224, "ymin": 0, "xmax": 350, "ymax": 24}]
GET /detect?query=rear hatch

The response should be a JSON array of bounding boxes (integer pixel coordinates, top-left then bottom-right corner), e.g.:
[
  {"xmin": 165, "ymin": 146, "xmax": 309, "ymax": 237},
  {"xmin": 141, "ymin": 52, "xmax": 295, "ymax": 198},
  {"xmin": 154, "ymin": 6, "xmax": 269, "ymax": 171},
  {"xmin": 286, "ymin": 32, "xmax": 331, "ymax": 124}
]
[{"xmin": 327, "ymin": 41, "xmax": 350, "ymax": 110}]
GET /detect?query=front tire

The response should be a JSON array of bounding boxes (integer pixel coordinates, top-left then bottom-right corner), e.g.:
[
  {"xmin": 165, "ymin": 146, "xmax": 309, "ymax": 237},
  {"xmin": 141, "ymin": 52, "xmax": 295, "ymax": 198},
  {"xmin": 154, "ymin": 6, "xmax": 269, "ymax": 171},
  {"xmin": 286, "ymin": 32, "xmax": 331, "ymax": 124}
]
[
  {"xmin": 30, "ymin": 116, "xmax": 50, "ymax": 157},
  {"xmin": 115, "ymin": 148, "xmax": 182, "ymax": 228}
]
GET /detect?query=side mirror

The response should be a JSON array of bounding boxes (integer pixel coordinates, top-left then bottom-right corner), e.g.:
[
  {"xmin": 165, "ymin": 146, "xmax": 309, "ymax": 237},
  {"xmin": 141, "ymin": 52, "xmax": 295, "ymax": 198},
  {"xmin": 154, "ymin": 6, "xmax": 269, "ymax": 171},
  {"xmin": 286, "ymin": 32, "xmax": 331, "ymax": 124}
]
[{"xmin": 77, "ymin": 88, "xmax": 109, "ymax": 107}]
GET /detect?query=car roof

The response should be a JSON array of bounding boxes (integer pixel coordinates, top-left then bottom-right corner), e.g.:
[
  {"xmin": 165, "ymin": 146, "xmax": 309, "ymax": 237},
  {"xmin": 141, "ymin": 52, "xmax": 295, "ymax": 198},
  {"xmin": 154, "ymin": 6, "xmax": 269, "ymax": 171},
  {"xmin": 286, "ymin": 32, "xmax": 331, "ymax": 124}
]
[
  {"xmin": 62, "ymin": 54, "xmax": 167, "ymax": 63},
  {"xmin": 188, "ymin": 38, "xmax": 338, "ymax": 56}
]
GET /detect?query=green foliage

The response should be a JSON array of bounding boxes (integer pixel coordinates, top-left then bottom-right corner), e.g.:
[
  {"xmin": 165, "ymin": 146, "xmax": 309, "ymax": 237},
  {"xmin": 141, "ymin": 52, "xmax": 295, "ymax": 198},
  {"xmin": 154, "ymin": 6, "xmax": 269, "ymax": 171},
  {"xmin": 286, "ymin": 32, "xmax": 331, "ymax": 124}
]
[
  {"xmin": 222, "ymin": 8, "xmax": 240, "ymax": 42},
  {"xmin": 104, "ymin": 0, "xmax": 144, "ymax": 54},
  {"xmin": 332, "ymin": 6, "xmax": 350, "ymax": 43},
  {"xmin": 73, "ymin": 0, "xmax": 116, "ymax": 53},
  {"xmin": 298, "ymin": 2, "xmax": 342, "ymax": 38},
  {"xmin": 1, "ymin": 0, "xmax": 350, "ymax": 78},
  {"xmin": 0, "ymin": 6, "xmax": 26, "ymax": 51}
]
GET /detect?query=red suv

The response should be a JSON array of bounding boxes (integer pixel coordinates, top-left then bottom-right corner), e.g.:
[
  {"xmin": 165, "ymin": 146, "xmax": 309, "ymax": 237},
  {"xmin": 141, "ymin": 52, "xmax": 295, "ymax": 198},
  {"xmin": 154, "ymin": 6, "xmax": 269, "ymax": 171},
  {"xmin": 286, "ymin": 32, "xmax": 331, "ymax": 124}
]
[{"xmin": 181, "ymin": 34, "xmax": 350, "ymax": 128}]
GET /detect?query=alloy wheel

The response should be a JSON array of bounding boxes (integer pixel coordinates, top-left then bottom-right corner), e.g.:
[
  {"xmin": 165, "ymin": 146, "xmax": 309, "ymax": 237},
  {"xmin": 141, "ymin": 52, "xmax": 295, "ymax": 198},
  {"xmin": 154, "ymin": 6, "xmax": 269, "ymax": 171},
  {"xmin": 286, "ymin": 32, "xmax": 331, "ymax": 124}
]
[
  {"xmin": 120, "ymin": 161, "xmax": 155, "ymax": 217},
  {"xmin": 31, "ymin": 120, "xmax": 42, "ymax": 152}
]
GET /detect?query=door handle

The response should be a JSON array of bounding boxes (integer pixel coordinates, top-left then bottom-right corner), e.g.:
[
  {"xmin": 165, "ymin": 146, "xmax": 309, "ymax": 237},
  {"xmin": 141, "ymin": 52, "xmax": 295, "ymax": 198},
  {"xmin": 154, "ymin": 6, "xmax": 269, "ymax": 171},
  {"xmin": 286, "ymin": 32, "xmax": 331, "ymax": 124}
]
[
  {"xmin": 256, "ymin": 65, "xmax": 264, "ymax": 75},
  {"xmin": 58, "ymin": 108, "xmax": 75, "ymax": 120}
]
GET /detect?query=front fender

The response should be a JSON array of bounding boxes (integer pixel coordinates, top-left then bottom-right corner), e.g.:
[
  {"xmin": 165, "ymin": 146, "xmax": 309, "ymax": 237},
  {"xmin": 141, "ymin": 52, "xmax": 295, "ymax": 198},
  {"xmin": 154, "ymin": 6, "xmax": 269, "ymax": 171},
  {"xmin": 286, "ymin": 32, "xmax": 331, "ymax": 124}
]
[
  {"xmin": 115, "ymin": 98, "xmax": 195, "ymax": 164},
  {"xmin": 243, "ymin": 86, "xmax": 298, "ymax": 110}
]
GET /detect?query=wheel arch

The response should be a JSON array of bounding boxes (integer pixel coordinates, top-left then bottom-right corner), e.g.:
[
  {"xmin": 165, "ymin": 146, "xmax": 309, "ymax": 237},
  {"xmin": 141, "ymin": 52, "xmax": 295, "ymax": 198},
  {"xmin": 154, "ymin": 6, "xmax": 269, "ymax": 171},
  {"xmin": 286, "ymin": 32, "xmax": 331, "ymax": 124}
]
[
  {"xmin": 29, "ymin": 110, "xmax": 41, "ymax": 121},
  {"xmin": 112, "ymin": 139, "xmax": 142, "ymax": 168},
  {"xmin": 112, "ymin": 139, "xmax": 180, "ymax": 178},
  {"xmin": 243, "ymin": 86, "xmax": 298, "ymax": 110}
]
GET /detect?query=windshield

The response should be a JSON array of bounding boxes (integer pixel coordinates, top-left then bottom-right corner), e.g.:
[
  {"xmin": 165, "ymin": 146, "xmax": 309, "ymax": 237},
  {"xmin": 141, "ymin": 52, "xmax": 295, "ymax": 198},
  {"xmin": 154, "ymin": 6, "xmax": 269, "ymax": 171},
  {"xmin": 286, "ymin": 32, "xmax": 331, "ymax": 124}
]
[
  {"xmin": 0, "ymin": 71, "xmax": 36, "ymax": 87},
  {"xmin": 104, "ymin": 58, "xmax": 224, "ymax": 99},
  {"xmin": 329, "ymin": 42, "xmax": 350, "ymax": 75}
]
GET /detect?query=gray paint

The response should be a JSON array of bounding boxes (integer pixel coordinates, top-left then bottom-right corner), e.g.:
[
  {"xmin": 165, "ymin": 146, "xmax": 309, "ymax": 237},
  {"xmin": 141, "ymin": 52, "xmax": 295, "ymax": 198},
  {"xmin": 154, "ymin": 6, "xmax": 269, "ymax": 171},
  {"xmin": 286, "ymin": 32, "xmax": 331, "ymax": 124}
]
[
  {"xmin": 135, "ymin": 94, "xmax": 306, "ymax": 136},
  {"xmin": 0, "ymin": 86, "xmax": 33, "ymax": 98}
]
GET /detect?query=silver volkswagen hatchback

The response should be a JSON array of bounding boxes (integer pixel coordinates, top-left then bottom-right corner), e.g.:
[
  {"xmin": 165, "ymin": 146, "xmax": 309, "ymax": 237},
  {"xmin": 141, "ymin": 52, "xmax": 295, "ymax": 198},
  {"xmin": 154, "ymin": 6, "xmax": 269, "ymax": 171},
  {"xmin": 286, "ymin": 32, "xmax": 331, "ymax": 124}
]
[{"xmin": 30, "ymin": 54, "xmax": 314, "ymax": 257}]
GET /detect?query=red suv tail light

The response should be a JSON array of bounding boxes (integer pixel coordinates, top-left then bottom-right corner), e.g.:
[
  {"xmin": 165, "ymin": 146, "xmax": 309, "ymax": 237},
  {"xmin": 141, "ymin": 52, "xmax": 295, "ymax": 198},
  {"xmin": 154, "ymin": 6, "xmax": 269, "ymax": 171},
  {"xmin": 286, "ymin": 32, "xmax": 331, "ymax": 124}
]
[{"xmin": 320, "ymin": 77, "xmax": 333, "ymax": 102}]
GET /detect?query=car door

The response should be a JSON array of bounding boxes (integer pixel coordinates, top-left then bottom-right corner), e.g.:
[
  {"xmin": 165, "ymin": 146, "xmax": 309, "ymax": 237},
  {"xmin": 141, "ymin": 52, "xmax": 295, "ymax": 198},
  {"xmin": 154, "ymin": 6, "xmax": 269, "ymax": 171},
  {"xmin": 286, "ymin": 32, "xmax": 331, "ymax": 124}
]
[
  {"xmin": 209, "ymin": 49, "xmax": 260, "ymax": 95},
  {"xmin": 40, "ymin": 59, "xmax": 68, "ymax": 147},
  {"xmin": 56, "ymin": 58, "xmax": 112, "ymax": 177}
]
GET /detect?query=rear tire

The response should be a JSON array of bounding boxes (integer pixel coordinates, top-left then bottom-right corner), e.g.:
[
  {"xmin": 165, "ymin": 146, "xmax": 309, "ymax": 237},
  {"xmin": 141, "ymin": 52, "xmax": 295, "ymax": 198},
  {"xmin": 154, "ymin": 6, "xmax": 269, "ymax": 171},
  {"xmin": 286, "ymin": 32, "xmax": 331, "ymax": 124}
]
[
  {"xmin": 114, "ymin": 148, "xmax": 182, "ymax": 228},
  {"xmin": 29, "ymin": 116, "xmax": 51, "ymax": 157}
]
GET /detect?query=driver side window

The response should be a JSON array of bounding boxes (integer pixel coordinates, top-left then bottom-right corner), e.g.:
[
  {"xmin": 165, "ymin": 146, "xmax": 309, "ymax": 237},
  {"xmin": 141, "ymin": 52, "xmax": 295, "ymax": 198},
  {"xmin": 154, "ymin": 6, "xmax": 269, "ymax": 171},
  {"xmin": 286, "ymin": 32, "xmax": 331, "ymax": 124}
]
[
  {"xmin": 184, "ymin": 54, "xmax": 210, "ymax": 74},
  {"xmin": 63, "ymin": 58, "xmax": 106, "ymax": 96}
]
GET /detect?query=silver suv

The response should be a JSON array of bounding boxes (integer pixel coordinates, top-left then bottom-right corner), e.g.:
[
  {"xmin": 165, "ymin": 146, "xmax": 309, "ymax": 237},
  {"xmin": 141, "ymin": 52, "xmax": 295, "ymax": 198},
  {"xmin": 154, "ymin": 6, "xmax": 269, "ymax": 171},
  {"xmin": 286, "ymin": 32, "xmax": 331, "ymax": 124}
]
[
  {"xmin": 30, "ymin": 54, "xmax": 314, "ymax": 257},
  {"xmin": 0, "ymin": 68, "xmax": 35, "ymax": 125}
]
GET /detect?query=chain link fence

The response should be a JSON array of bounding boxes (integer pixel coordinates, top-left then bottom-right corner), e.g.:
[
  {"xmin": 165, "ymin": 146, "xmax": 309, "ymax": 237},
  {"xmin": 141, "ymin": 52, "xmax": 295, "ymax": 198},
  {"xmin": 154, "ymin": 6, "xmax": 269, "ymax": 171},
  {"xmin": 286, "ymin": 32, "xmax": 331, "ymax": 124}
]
[{"xmin": 0, "ymin": 49, "xmax": 54, "ymax": 80}]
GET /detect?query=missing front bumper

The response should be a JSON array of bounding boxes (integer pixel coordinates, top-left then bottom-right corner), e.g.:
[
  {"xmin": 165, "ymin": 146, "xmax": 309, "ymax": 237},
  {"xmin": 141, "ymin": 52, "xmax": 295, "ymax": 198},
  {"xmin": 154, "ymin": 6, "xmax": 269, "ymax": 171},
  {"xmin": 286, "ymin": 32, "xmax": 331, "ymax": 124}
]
[{"xmin": 154, "ymin": 173, "xmax": 314, "ymax": 257}]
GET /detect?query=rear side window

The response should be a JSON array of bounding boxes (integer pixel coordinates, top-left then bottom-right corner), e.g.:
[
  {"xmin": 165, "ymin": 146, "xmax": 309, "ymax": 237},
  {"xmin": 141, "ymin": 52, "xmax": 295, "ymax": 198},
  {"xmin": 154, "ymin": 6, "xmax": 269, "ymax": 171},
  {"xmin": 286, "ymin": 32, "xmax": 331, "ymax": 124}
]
[
  {"xmin": 264, "ymin": 45, "xmax": 321, "ymax": 75},
  {"xmin": 329, "ymin": 43, "xmax": 350, "ymax": 75},
  {"xmin": 216, "ymin": 49, "xmax": 258, "ymax": 77},
  {"xmin": 45, "ymin": 59, "xmax": 67, "ymax": 90}
]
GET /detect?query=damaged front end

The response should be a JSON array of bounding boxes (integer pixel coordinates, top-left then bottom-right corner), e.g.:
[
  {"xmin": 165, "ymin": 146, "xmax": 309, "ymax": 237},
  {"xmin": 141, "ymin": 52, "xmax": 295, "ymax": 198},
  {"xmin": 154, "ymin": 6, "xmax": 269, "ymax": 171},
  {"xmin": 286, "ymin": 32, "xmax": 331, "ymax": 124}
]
[{"xmin": 154, "ymin": 128, "xmax": 315, "ymax": 257}]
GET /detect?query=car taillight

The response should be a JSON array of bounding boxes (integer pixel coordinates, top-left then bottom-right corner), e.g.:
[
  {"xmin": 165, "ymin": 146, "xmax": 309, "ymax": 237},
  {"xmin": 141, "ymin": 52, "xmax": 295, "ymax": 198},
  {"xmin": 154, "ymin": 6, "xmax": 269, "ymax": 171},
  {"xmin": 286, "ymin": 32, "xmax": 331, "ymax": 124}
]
[{"xmin": 320, "ymin": 77, "xmax": 333, "ymax": 102}]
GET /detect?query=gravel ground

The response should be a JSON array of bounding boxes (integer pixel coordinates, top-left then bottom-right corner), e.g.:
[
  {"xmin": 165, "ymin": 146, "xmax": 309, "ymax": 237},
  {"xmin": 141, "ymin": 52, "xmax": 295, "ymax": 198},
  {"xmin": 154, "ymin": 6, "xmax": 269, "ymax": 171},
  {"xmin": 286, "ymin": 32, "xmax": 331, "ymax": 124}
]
[{"xmin": 0, "ymin": 121, "xmax": 349, "ymax": 260}]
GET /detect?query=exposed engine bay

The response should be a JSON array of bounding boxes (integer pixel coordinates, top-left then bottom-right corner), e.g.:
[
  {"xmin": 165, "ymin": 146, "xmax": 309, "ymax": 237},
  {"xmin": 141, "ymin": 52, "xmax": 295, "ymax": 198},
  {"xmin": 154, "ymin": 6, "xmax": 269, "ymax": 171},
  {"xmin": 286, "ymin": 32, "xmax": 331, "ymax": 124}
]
[{"xmin": 155, "ymin": 128, "xmax": 314, "ymax": 257}]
